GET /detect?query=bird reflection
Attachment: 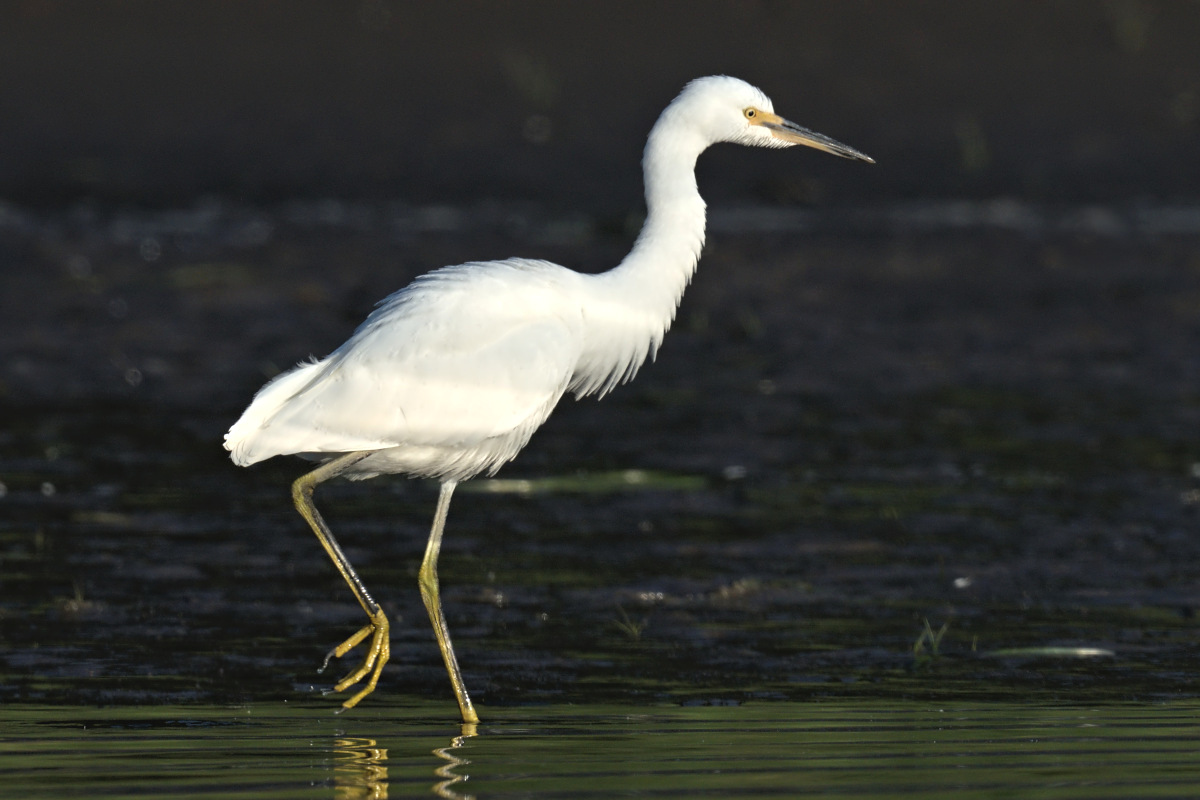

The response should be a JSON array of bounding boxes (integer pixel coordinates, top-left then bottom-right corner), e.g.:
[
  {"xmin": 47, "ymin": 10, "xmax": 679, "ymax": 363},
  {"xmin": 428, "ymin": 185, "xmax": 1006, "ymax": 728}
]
[
  {"xmin": 328, "ymin": 723, "xmax": 477, "ymax": 800},
  {"xmin": 331, "ymin": 737, "xmax": 389, "ymax": 800},
  {"xmin": 432, "ymin": 722, "xmax": 478, "ymax": 800}
]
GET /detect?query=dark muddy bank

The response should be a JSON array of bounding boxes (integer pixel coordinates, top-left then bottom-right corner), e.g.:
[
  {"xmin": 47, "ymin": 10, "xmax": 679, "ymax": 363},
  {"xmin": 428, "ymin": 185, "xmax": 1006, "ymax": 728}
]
[{"xmin": 1, "ymin": 2, "xmax": 1199, "ymax": 708}]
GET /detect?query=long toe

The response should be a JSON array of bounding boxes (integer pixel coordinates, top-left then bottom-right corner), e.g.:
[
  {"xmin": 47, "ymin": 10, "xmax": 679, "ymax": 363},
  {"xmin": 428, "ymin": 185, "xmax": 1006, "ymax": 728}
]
[
  {"xmin": 320, "ymin": 622, "xmax": 376, "ymax": 674},
  {"xmin": 339, "ymin": 633, "xmax": 391, "ymax": 710},
  {"xmin": 322, "ymin": 612, "xmax": 391, "ymax": 708}
]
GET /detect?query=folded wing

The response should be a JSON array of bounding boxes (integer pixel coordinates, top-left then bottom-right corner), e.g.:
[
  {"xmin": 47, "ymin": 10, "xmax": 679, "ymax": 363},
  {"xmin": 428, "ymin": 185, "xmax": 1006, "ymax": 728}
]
[{"xmin": 225, "ymin": 260, "xmax": 584, "ymax": 469}]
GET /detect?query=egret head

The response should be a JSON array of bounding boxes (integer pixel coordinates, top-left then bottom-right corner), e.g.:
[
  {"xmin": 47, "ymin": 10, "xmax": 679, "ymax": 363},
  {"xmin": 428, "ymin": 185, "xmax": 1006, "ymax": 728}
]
[{"xmin": 670, "ymin": 75, "xmax": 874, "ymax": 163}]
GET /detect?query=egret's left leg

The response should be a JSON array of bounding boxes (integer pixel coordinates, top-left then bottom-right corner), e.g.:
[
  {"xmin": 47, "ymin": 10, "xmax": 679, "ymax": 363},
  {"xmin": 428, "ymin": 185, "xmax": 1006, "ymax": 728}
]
[
  {"xmin": 291, "ymin": 451, "xmax": 390, "ymax": 710},
  {"xmin": 419, "ymin": 480, "xmax": 479, "ymax": 724}
]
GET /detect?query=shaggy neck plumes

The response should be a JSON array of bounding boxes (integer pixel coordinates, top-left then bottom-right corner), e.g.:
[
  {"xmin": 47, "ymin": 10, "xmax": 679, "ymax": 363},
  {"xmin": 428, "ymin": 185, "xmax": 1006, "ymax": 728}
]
[
  {"xmin": 615, "ymin": 114, "xmax": 709, "ymax": 315},
  {"xmin": 570, "ymin": 109, "xmax": 711, "ymax": 398}
]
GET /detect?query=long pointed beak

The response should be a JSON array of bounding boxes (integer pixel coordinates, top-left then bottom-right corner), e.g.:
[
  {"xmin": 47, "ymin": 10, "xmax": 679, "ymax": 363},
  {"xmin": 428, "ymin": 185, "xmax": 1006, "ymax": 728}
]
[{"xmin": 761, "ymin": 113, "xmax": 874, "ymax": 163}]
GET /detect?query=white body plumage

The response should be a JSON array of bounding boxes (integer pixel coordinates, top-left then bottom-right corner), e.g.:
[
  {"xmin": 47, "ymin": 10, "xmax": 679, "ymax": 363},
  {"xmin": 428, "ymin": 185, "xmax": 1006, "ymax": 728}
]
[
  {"xmin": 225, "ymin": 255, "xmax": 670, "ymax": 481},
  {"xmin": 225, "ymin": 76, "xmax": 871, "ymax": 482},
  {"xmin": 222, "ymin": 75, "xmax": 872, "ymax": 721},
  {"xmin": 229, "ymin": 77, "xmax": 777, "ymax": 480}
]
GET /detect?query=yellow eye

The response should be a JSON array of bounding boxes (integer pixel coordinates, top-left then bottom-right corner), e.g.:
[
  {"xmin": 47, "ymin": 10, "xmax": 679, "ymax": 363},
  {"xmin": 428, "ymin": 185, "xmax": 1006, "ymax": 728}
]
[{"xmin": 744, "ymin": 107, "xmax": 757, "ymax": 120}]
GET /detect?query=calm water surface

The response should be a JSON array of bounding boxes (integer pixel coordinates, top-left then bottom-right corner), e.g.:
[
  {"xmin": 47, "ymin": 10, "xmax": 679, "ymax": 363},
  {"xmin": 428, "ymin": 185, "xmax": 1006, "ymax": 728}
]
[{"xmin": 5, "ymin": 699, "xmax": 1200, "ymax": 798}]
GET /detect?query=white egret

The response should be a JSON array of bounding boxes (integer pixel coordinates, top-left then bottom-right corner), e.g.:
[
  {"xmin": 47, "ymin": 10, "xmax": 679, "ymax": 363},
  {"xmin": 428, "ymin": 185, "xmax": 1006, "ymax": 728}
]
[{"xmin": 225, "ymin": 75, "xmax": 872, "ymax": 723}]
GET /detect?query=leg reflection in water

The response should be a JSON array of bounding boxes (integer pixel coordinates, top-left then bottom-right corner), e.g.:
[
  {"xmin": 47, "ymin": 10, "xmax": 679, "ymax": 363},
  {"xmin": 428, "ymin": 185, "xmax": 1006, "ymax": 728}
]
[
  {"xmin": 328, "ymin": 723, "xmax": 477, "ymax": 800},
  {"xmin": 433, "ymin": 723, "xmax": 477, "ymax": 800},
  {"xmin": 331, "ymin": 737, "xmax": 389, "ymax": 800}
]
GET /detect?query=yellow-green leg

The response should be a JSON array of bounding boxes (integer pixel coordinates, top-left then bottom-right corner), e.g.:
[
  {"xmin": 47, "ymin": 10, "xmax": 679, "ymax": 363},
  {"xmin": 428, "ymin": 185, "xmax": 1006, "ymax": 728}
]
[
  {"xmin": 419, "ymin": 480, "xmax": 479, "ymax": 724},
  {"xmin": 292, "ymin": 451, "xmax": 390, "ymax": 710}
]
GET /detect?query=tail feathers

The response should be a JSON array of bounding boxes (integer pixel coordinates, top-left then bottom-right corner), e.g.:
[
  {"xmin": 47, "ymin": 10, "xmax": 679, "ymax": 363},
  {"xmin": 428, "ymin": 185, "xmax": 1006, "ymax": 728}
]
[{"xmin": 224, "ymin": 359, "xmax": 326, "ymax": 466}]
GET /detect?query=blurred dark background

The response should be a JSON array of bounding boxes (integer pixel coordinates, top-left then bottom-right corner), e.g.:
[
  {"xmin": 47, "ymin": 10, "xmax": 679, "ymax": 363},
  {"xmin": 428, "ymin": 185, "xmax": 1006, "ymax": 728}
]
[
  {"xmin": 3, "ymin": 1, "xmax": 1200, "ymax": 709},
  {"xmin": 2, "ymin": 0, "xmax": 1198, "ymax": 210},
  {"xmin": 3, "ymin": 0, "xmax": 1199, "ymax": 408}
]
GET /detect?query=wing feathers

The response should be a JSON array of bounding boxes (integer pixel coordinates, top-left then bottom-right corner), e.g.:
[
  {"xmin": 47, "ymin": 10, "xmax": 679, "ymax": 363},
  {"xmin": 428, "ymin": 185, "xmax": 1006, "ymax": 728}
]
[{"xmin": 224, "ymin": 260, "xmax": 584, "ymax": 474}]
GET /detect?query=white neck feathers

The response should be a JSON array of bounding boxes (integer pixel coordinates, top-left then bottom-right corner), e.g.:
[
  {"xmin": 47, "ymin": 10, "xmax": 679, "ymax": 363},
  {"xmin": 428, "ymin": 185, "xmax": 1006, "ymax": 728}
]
[{"xmin": 570, "ymin": 109, "xmax": 711, "ymax": 397}]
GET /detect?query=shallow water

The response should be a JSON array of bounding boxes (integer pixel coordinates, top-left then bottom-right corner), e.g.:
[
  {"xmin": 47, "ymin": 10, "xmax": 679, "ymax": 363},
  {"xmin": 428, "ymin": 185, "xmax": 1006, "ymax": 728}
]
[
  {"xmin": 3, "ymin": 205, "xmax": 1200, "ymax": 795},
  {"xmin": 5, "ymin": 6, "xmax": 1200, "ymax": 788},
  {"xmin": 5, "ymin": 699, "xmax": 1200, "ymax": 798}
]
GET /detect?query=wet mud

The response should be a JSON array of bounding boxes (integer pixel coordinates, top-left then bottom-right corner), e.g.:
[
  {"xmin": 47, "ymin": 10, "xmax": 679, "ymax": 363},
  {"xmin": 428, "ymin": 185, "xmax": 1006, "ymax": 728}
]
[{"xmin": 2, "ymin": 206, "xmax": 1199, "ymax": 709}]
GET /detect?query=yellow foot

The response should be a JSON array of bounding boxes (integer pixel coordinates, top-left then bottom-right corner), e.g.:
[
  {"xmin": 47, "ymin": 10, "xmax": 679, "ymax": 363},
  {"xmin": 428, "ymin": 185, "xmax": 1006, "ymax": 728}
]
[{"xmin": 319, "ymin": 610, "xmax": 390, "ymax": 710}]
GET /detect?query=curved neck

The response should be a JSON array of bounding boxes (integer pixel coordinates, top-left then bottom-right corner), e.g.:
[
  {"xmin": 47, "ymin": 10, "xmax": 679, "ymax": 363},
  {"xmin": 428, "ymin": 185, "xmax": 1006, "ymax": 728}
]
[
  {"xmin": 570, "ymin": 111, "xmax": 712, "ymax": 398},
  {"xmin": 608, "ymin": 117, "xmax": 709, "ymax": 316}
]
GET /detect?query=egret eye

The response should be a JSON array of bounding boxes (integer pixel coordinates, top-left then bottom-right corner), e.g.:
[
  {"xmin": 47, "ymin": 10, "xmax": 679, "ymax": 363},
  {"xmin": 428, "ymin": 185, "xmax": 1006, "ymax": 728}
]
[{"xmin": 744, "ymin": 107, "xmax": 757, "ymax": 120}]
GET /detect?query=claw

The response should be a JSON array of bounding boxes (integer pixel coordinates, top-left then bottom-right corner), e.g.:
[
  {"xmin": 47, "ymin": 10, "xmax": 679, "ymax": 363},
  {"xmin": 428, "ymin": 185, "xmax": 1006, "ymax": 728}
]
[
  {"xmin": 320, "ymin": 609, "xmax": 391, "ymax": 709},
  {"xmin": 320, "ymin": 622, "xmax": 374, "ymax": 674}
]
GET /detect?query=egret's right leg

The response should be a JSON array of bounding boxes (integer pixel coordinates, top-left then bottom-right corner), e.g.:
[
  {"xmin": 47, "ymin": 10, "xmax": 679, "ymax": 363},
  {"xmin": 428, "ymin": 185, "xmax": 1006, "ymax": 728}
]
[
  {"xmin": 419, "ymin": 481, "xmax": 479, "ymax": 724},
  {"xmin": 292, "ymin": 451, "xmax": 390, "ymax": 710}
]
